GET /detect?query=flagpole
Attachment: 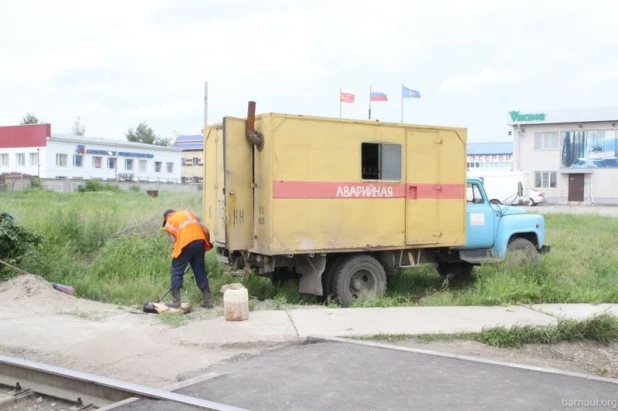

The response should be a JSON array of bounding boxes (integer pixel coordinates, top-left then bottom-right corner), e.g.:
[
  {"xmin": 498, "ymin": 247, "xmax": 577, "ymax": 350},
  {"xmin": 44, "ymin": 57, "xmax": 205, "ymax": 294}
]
[
  {"xmin": 339, "ymin": 88, "xmax": 342, "ymax": 118},
  {"xmin": 368, "ymin": 85, "xmax": 372, "ymax": 120},
  {"xmin": 401, "ymin": 83, "xmax": 404, "ymax": 124}
]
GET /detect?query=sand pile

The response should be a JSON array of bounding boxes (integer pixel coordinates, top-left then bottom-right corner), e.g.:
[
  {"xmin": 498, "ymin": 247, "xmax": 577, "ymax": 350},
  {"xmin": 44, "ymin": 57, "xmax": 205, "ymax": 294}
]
[{"xmin": 0, "ymin": 274, "xmax": 121, "ymax": 313}]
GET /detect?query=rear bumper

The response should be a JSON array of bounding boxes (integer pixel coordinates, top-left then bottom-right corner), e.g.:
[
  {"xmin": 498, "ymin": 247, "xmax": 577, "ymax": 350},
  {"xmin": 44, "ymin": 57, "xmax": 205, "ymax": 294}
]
[{"xmin": 540, "ymin": 245, "xmax": 551, "ymax": 254}]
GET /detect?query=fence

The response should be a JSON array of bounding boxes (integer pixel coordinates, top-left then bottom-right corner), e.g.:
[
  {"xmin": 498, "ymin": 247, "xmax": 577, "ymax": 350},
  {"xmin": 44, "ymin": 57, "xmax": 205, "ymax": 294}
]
[{"xmin": 0, "ymin": 175, "xmax": 200, "ymax": 193}]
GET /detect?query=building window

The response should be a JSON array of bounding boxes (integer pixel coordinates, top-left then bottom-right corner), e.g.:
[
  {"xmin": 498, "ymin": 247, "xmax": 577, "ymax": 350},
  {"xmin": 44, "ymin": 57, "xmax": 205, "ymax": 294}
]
[
  {"xmin": 166, "ymin": 162, "xmax": 174, "ymax": 173},
  {"xmin": 30, "ymin": 153, "xmax": 39, "ymax": 166},
  {"xmin": 192, "ymin": 157, "xmax": 199, "ymax": 166},
  {"xmin": 155, "ymin": 161, "xmax": 162, "ymax": 172},
  {"xmin": 361, "ymin": 142, "xmax": 402, "ymax": 180},
  {"xmin": 534, "ymin": 171, "xmax": 557, "ymax": 189},
  {"xmin": 534, "ymin": 132, "xmax": 559, "ymax": 151},
  {"xmin": 107, "ymin": 157, "xmax": 116, "ymax": 169},
  {"xmin": 125, "ymin": 159, "xmax": 134, "ymax": 171},
  {"xmin": 192, "ymin": 176, "xmax": 199, "ymax": 183},
  {"xmin": 138, "ymin": 160, "xmax": 147, "ymax": 172},
  {"xmin": 56, "ymin": 154, "xmax": 68, "ymax": 167},
  {"xmin": 93, "ymin": 156, "xmax": 102, "ymax": 169},
  {"xmin": 16, "ymin": 153, "xmax": 25, "ymax": 166},
  {"xmin": 73, "ymin": 155, "xmax": 83, "ymax": 167},
  {"xmin": 0, "ymin": 154, "xmax": 8, "ymax": 167}
]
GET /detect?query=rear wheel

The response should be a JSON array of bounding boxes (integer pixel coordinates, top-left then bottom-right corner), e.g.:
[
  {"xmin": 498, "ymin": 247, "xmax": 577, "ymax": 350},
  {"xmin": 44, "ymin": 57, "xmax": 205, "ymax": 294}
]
[
  {"xmin": 490, "ymin": 199, "xmax": 502, "ymax": 205},
  {"xmin": 331, "ymin": 255, "xmax": 387, "ymax": 307}
]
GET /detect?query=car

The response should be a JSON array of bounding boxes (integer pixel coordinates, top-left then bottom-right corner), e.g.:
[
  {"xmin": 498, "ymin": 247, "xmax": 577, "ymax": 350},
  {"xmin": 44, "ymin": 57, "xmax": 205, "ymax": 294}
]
[{"xmin": 528, "ymin": 189, "xmax": 546, "ymax": 206}]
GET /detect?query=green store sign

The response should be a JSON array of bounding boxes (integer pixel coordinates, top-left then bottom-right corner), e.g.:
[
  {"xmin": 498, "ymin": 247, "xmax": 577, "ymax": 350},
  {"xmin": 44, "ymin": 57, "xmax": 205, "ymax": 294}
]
[{"xmin": 509, "ymin": 111, "xmax": 546, "ymax": 122}]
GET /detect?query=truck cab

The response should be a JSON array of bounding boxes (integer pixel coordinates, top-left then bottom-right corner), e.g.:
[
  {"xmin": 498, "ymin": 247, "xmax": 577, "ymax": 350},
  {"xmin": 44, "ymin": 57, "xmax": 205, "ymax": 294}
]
[{"xmin": 456, "ymin": 176, "xmax": 550, "ymax": 263}]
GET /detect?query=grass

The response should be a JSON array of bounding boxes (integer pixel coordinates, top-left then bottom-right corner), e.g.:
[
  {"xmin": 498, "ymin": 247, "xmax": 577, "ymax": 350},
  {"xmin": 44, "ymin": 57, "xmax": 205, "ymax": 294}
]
[
  {"xmin": 354, "ymin": 312, "xmax": 618, "ymax": 348},
  {"xmin": 352, "ymin": 212, "xmax": 618, "ymax": 307},
  {"xmin": 2, "ymin": 186, "xmax": 618, "ymax": 310}
]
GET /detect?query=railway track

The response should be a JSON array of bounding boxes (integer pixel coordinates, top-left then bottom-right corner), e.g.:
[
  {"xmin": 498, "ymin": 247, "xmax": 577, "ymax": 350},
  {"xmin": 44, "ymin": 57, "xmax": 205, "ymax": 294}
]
[{"xmin": 0, "ymin": 355, "xmax": 247, "ymax": 411}]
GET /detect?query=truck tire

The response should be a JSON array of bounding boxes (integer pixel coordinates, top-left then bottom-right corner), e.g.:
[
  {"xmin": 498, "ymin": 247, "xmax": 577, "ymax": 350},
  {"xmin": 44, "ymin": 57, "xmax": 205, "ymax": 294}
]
[
  {"xmin": 506, "ymin": 237, "xmax": 539, "ymax": 265},
  {"xmin": 490, "ymin": 199, "xmax": 502, "ymax": 205},
  {"xmin": 436, "ymin": 262, "xmax": 474, "ymax": 280},
  {"xmin": 331, "ymin": 255, "xmax": 387, "ymax": 307}
]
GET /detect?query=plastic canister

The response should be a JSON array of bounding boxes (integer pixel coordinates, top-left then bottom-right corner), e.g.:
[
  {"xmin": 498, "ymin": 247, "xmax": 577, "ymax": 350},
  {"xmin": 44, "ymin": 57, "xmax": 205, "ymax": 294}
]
[{"xmin": 221, "ymin": 283, "xmax": 249, "ymax": 321}]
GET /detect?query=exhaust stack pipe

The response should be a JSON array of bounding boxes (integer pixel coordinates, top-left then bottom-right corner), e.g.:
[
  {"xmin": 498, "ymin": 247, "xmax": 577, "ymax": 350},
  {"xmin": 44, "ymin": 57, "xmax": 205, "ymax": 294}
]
[{"xmin": 246, "ymin": 101, "xmax": 264, "ymax": 151}]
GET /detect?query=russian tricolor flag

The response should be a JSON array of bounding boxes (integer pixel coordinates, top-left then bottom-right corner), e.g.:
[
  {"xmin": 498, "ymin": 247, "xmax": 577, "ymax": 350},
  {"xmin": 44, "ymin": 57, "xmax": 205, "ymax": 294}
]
[{"xmin": 370, "ymin": 91, "xmax": 388, "ymax": 102}]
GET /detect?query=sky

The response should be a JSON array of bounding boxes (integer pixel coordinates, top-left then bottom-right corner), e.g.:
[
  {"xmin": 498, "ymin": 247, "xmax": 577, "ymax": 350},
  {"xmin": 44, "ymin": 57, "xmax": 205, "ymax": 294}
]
[{"xmin": 1, "ymin": 0, "xmax": 617, "ymax": 143}]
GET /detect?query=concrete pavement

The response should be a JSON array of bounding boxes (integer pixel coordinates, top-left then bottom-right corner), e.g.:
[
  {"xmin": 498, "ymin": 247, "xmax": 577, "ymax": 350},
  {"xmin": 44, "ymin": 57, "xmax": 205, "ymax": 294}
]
[
  {"xmin": 278, "ymin": 303, "xmax": 618, "ymax": 339},
  {"xmin": 110, "ymin": 340, "xmax": 618, "ymax": 411}
]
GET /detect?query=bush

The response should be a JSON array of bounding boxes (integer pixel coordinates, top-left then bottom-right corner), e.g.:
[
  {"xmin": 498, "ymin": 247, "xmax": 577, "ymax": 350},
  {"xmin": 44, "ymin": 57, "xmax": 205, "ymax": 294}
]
[
  {"xmin": 0, "ymin": 212, "xmax": 43, "ymax": 275},
  {"xmin": 78, "ymin": 179, "xmax": 122, "ymax": 193},
  {"xmin": 130, "ymin": 185, "xmax": 141, "ymax": 192},
  {"xmin": 30, "ymin": 179, "xmax": 42, "ymax": 189}
]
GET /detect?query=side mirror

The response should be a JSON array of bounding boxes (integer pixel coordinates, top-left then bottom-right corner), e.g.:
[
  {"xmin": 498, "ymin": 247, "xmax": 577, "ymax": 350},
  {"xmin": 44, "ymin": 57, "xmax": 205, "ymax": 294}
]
[{"xmin": 517, "ymin": 182, "xmax": 523, "ymax": 197}]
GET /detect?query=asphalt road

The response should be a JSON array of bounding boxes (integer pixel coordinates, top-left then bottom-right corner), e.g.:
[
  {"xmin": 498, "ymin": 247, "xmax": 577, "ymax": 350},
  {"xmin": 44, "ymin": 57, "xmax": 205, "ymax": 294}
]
[{"xmin": 114, "ymin": 341, "xmax": 618, "ymax": 411}]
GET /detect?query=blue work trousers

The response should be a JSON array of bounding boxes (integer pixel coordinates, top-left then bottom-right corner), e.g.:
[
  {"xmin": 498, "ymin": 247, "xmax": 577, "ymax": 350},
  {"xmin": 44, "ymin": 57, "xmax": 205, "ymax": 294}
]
[{"xmin": 170, "ymin": 240, "xmax": 209, "ymax": 291}]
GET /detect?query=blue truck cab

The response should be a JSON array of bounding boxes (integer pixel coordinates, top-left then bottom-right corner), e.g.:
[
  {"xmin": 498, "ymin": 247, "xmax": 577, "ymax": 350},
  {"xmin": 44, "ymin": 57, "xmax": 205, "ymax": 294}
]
[{"xmin": 455, "ymin": 176, "xmax": 550, "ymax": 265}]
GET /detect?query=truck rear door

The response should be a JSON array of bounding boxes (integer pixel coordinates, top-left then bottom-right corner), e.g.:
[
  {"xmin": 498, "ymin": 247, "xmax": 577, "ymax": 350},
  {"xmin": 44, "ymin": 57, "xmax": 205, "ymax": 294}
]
[{"xmin": 221, "ymin": 117, "xmax": 255, "ymax": 252}]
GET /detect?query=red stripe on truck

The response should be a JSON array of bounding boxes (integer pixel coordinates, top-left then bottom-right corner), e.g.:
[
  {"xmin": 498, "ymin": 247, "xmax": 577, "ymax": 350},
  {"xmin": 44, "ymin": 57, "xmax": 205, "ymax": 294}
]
[{"xmin": 272, "ymin": 181, "xmax": 464, "ymax": 199}]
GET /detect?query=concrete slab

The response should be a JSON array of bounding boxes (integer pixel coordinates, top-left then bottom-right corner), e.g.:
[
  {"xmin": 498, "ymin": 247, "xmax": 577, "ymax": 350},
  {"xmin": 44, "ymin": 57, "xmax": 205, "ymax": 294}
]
[
  {"xmin": 527, "ymin": 303, "xmax": 618, "ymax": 320},
  {"xmin": 174, "ymin": 310, "xmax": 300, "ymax": 347},
  {"xmin": 287, "ymin": 305, "xmax": 557, "ymax": 337}
]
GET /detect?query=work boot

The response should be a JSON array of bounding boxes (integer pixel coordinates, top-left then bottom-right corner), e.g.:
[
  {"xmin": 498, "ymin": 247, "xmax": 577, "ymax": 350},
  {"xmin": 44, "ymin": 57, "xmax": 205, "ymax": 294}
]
[
  {"xmin": 166, "ymin": 288, "xmax": 181, "ymax": 309},
  {"xmin": 200, "ymin": 288, "xmax": 214, "ymax": 309}
]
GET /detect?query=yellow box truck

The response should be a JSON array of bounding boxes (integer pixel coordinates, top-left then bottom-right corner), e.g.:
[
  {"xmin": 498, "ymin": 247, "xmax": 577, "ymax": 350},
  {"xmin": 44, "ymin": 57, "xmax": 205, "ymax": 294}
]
[{"xmin": 204, "ymin": 102, "xmax": 549, "ymax": 306}]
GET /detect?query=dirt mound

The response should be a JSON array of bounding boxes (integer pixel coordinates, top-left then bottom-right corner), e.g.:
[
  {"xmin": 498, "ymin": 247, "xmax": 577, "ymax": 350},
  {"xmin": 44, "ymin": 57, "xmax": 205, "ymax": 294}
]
[{"xmin": 0, "ymin": 274, "xmax": 121, "ymax": 313}]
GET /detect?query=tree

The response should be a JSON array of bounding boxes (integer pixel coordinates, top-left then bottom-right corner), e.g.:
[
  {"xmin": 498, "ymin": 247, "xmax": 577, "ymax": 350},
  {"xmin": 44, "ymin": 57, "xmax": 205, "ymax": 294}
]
[
  {"xmin": 20, "ymin": 113, "xmax": 40, "ymax": 125},
  {"xmin": 125, "ymin": 122, "xmax": 170, "ymax": 146},
  {"xmin": 72, "ymin": 117, "xmax": 86, "ymax": 136}
]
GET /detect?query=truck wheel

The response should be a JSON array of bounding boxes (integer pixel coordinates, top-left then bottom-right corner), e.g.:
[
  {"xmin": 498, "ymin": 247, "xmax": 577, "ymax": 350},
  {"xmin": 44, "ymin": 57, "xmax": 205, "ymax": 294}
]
[
  {"xmin": 490, "ymin": 199, "xmax": 502, "ymax": 205},
  {"xmin": 506, "ymin": 238, "xmax": 539, "ymax": 265},
  {"xmin": 436, "ymin": 262, "xmax": 474, "ymax": 280},
  {"xmin": 331, "ymin": 255, "xmax": 387, "ymax": 307}
]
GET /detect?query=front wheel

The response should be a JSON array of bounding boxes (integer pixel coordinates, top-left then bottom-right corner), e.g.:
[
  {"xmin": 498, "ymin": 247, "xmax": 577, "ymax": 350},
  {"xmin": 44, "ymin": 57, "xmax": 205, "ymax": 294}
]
[
  {"xmin": 330, "ymin": 255, "xmax": 387, "ymax": 307},
  {"xmin": 506, "ymin": 238, "xmax": 539, "ymax": 265}
]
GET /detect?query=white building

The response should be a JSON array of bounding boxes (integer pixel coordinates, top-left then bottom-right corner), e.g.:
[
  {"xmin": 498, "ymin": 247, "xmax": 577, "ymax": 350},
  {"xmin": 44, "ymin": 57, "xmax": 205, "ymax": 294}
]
[
  {"xmin": 0, "ymin": 124, "xmax": 182, "ymax": 183},
  {"xmin": 509, "ymin": 107, "xmax": 618, "ymax": 204}
]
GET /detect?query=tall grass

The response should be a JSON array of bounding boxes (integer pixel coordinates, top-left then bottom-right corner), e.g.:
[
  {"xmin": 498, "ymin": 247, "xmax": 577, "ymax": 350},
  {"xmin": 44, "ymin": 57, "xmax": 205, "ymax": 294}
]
[{"xmin": 2, "ymin": 187, "xmax": 618, "ymax": 308}]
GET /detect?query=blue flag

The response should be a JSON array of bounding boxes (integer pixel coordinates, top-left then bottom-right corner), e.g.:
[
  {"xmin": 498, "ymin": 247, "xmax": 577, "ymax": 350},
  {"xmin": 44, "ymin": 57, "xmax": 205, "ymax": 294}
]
[{"xmin": 402, "ymin": 85, "xmax": 421, "ymax": 98}]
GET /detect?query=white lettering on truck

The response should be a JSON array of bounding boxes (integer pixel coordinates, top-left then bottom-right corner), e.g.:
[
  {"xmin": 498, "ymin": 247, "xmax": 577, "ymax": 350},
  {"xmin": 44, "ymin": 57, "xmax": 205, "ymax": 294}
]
[{"xmin": 335, "ymin": 185, "xmax": 395, "ymax": 198}]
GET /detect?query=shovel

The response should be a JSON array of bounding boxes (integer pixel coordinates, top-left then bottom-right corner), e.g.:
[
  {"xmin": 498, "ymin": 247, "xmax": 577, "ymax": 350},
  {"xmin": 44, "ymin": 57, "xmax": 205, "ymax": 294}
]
[{"xmin": 142, "ymin": 266, "xmax": 193, "ymax": 313}]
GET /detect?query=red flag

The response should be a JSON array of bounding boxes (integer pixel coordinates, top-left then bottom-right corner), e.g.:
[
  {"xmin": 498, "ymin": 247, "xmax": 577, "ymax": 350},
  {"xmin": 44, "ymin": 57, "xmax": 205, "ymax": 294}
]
[{"xmin": 340, "ymin": 91, "xmax": 355, "ymax": 103}]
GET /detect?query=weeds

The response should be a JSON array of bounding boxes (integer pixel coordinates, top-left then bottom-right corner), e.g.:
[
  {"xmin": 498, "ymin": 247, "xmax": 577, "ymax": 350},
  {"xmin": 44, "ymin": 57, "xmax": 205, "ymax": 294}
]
[
  {"xmin": 357, "ymin": 313, "xmax": 618, "ymax": 348},
  {"xmin": 1, "ymin": 187, "xmax": 617, "ymax": 310}
]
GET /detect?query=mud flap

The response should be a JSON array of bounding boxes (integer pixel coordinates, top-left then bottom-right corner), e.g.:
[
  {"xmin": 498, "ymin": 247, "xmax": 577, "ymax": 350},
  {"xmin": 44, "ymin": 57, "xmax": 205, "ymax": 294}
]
[{"xmin": 295, "ymin": 255, "xmax": 327, "ymax": 296}]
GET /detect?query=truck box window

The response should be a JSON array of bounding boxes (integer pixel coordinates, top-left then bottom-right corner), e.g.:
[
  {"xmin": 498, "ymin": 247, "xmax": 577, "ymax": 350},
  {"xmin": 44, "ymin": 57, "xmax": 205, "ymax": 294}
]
[{"xmin": 361, "ymin": 143, "xmax": 401, "ymax": 181}]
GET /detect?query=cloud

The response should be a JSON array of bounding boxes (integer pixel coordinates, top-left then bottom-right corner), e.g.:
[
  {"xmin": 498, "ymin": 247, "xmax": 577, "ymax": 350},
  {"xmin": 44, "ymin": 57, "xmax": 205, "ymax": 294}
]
[
  {"xmin": 439, "ymin": 69, "xmax": 531, "ymax": 94},
  {"xmin": 1, "ymin": 0, "xmax": 618, "ymax": 142},
  {"xmin": 130, "ymin": 101, "xmax": 200, "ymax": 117}
]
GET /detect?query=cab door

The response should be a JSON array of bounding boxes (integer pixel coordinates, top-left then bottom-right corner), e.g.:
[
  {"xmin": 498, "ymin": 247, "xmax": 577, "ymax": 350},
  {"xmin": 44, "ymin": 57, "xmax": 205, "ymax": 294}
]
[{"xmin": 463, "ymin": 182, "xmax": 496, "ymax": 249}]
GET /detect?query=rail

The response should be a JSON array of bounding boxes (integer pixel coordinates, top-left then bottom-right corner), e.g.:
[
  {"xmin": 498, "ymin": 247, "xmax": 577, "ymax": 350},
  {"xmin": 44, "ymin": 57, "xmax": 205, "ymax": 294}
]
[{"xmin": 0, "ymin": 355, "xmax": 247, "ymax": 410}]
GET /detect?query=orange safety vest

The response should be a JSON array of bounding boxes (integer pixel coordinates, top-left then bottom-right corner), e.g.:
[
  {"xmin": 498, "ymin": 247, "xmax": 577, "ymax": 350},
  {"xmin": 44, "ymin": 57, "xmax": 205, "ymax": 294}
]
[{"xmin": 163, "ymin": 210, "xmax": 212, "ymax": 258}]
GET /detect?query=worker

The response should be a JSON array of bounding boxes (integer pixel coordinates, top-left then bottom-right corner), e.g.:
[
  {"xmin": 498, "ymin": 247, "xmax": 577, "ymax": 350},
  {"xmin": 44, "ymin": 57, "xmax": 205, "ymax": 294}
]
[{"xmin": 162, "ymin": 209, "xmax": 214, "ymax": 309}]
